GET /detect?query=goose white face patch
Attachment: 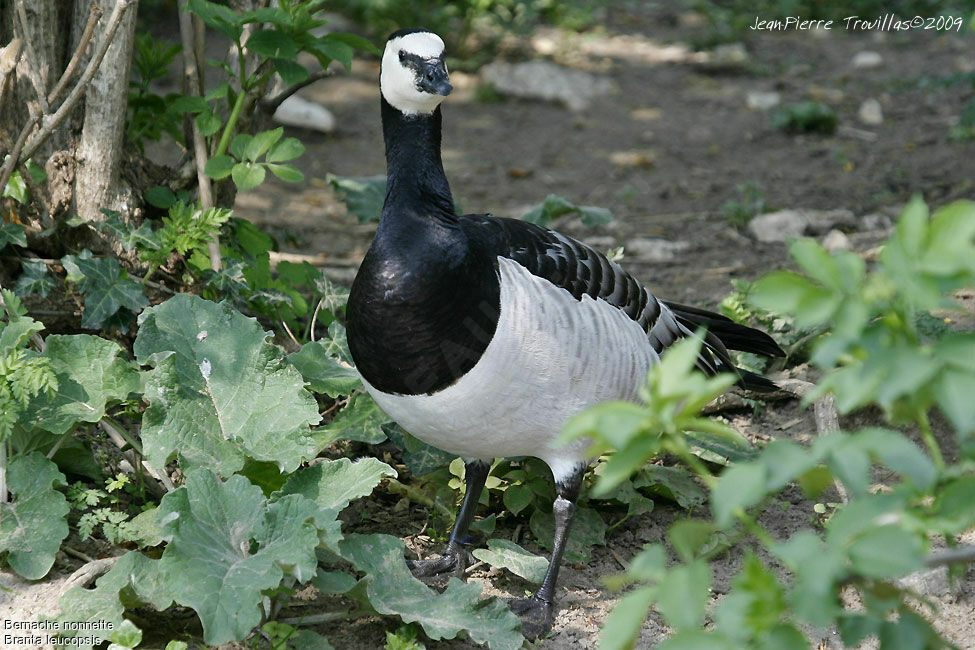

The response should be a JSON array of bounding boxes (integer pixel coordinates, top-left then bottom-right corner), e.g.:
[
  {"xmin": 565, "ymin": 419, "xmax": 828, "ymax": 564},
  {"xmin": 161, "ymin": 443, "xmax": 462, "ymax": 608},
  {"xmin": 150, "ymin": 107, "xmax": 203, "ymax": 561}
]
[{"xmin": 381, "ymin": 32, "xmax": 449, "ymax": 115}]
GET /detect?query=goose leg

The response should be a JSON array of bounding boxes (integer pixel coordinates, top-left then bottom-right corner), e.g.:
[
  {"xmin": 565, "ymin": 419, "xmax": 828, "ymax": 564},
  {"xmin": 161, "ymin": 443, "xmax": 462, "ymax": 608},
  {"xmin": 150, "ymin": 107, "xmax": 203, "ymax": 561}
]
[
  {"xmin": 507, "ymin": 464, "xmax": 586, "ymax": 640},
  {"xmin": 408, "ymin": 459, "xmax": 490, "ymax": 580}
]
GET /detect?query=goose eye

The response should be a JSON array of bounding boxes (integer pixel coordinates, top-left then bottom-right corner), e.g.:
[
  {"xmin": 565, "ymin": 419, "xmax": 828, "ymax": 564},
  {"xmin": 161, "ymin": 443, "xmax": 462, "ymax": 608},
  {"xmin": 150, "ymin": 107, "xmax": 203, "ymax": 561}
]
[{"xmin": 398, "ymin": 51, "xmax": 406, "ymax": 62}]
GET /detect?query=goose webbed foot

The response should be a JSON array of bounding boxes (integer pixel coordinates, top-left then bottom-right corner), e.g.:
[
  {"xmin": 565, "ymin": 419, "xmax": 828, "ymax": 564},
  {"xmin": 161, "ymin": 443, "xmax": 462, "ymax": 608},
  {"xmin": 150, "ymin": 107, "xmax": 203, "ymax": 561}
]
[
  {"xmin": 506, "ymin": 595, "xmax": 554, "ymax": 640},
  {"xmin": 407, "ymin": 546, "xmax": 469, "ymax": 582}
]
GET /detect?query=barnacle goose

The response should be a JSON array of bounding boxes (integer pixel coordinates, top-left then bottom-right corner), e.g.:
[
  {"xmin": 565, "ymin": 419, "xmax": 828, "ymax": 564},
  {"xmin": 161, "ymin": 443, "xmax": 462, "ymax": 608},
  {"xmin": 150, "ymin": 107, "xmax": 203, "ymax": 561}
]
[{"xmin": 346, "ymin": 28, "xmax": 784, "ymax": 639}]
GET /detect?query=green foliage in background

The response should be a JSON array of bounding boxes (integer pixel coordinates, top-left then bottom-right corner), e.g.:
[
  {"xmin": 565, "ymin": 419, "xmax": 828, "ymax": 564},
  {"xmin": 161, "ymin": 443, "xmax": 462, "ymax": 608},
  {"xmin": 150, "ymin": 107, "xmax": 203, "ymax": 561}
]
[{"xmin": 573, "ymin": 198, "xmax": 975, "ymax": 650}]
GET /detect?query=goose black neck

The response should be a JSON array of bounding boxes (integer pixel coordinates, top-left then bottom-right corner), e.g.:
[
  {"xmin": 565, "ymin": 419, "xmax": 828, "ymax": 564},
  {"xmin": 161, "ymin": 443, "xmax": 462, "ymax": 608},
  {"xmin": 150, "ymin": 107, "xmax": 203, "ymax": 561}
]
[{"xmin": 381, "ymin": 96, "xmax": 455, "ymax": 220}]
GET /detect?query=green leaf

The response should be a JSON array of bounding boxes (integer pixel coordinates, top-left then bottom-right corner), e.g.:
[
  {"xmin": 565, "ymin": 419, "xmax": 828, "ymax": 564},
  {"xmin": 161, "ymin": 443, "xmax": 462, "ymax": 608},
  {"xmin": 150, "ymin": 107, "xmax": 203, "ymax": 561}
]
[
  {"xmin": 267, "ymin": 136, "xmax": 305, "ymax": 163},
  {"xmin": 232, "ymin": 161, "xmax": 267, "ymax": 191},
  {"xmin": 655, "ymin": 560, "xmax": 711, "ymax": 631},
  {"xmin": 310, "ymin": 36, "xmax": 354, "ymax": 71},
  {"xmin": 326, "ymin": 174, "xmax": 386, "ymax": 223},
  {"xmin": 108, "ymin": 619, "xmax": 142, "ymax": 649},
  {"xmin": 577, "ymin": 205, "xmax": 613, "ymax": 226},
  {"xmin": 598, "ymin": 586, "xmax": 655, "ymax": 650},
  {"xmin": 205, "ymin": 154, "xmax": 236, "ymax": 180},
  {"xmin": 521, "ymin": 193, "xmax": 576, "ymax": 226},
  {"xmin": 276, "ymin": 457, "xmax": 396, "ymax": 516},
  {"xmin": 934, "ymin": 367, "xmax": 975, "ymax": 437},
  {"xmin": 637, "ymin": 464, "xmax": 707, "ymax": 509},
  {"xmin": 185, "ymin": 0, "xmax": 243, "ymax": 40},
  {"xmin": 657, "ymin": 631, "xmax": 737, "ymax": 650},
  {"xmin": 28, "ymin": 334, "xmax": 139, "ymax": 435},
  {"xmin": 772, "ymin": 531, "xmax": 844, "ymax": 626},
  {"xmin": 144, "ymin": 185, "xmax": 177, "ymax": 209},
  {"xmin": 60, "ymin": 251, "xmax": 149, "ymax": 329},
  {"xmin": 134, "ymin": 294, "xmax": 320, "ymax": 475},
  {"xmin": 268, "ymin": 162, "xmax": 305, "ymax": 183},
  {"xmin": 158, "ymin": 470, "xmax": 320, "ymax": 645},
  {"xmin": 94, "ymin": 212, "xmax": 162, "ymax": 253},
  {"xmin": 339, "ymin": 534, "xmax": 523, "ymax": 649},
  {"xmin": 0, "ymin": 222, "xmax": 28, "ymax": 249},
  {"xmin": 472, "ymin": 539, "xmax": 548, "ymax": 584},
  {"xmin": 312, "ymin": 569, "xmax": 358, "ymax": 595},
  {"xmin": 711, "ymin": 462, "xmax": 767, "ymax": 528},
  {"xmin": 246, "ymin": 29, "xmax": 297, "ymax": 59},
  {"xmin": 0, "ymin": 452, "xmax": 69, "ymax": 579},
  {"xmin": 2, "ymin": 169, "xmax": 29, "ymax": 203},
  {"xmin": 383, "ymin": 422, "xmax": 455, "ymax": 475},
  {"xmin": 54, "ymin": 551, "xmax": 172, "ymax": 648},
  {"xmin": 328, "ymin": 32, "xmax": 382, "ymax": 56},
  {"xmin": 748, "ymin": 271, "xmax": 839, "ymax": 328},
  {"xmin": 196, "ymin": 109, "xmax": 222, "ymax": 137},
  {"xmin": 289, "ymin": 340, "xmax": 361, "ymax": 397},
  {"xmin": 502, "ymin": 483, "xmax": 534, "ymax": 515},
  {"xmin": 14, "ymin": 259, "xmax": 55, "ymax": 297},
  {"xmin": 667, "ymin": 519, "xmax": 721, "ymax": 562},
  {"xmin": 245, "ymin": 127, "xmax": 284, "ymax": 162},
  {"xmin": 847, "ymin": 525, "xmax": 925, "ymax": 579},
  {"xmin": 530, "ymin": 504, "xmax": 606, "ymax": 563},
  {"xmin": 273, "ymin": 57, "xmax": 309, "ymax": 86},
  {"xmin": 312, "ymin": 391, "xmax": 389, "ymax": 448}
]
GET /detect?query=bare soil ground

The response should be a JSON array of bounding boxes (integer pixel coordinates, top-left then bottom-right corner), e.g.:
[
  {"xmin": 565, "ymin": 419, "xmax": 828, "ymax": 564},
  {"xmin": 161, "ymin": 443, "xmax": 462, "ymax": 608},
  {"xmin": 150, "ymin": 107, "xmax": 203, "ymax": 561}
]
[{"xmin": 2, "ymin": 4, "xmax": 973, "ymax": 649}]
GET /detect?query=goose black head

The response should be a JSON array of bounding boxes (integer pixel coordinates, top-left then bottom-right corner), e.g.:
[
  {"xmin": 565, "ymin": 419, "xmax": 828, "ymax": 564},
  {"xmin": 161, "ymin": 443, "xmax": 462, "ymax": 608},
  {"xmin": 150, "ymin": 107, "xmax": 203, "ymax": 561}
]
[{"xmin": 381, "ymin": 29, "xmax": 452, "ymax": 116}]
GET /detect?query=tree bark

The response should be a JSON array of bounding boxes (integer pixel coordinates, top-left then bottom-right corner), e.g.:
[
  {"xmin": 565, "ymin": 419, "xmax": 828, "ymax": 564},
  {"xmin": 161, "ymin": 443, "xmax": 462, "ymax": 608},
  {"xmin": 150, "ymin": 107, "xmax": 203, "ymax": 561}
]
[
  {"xmin": 72, "ymin": 0, "xmax": 140, "ymax": 224},
  {"xmin": 0, "ymin": 0, "xmax": 73, "ymax": 159}
]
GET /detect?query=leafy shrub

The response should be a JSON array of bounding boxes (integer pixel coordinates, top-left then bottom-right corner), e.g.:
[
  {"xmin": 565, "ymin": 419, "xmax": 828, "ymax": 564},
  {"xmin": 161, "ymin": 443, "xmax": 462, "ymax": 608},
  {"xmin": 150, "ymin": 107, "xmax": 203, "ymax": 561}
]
[{"xmin": 565, "ymin": 197, "xmax": 975, "ymax": 649}]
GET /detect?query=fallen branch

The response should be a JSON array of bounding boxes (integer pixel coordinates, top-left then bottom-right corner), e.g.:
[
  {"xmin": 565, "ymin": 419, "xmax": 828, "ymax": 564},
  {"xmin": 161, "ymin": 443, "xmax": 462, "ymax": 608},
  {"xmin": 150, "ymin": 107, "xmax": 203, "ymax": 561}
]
[{"xmin": 60, "ymin": 557, "xmax": 118, "ymax": 594}]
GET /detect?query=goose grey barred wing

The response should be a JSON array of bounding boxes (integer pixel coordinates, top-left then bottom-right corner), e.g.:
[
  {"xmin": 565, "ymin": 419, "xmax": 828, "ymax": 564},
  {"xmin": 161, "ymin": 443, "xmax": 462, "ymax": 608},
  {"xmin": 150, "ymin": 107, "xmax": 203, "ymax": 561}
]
[{"xmin": 460, "ymin": 214, "xmax": 755, "ymax": 380}]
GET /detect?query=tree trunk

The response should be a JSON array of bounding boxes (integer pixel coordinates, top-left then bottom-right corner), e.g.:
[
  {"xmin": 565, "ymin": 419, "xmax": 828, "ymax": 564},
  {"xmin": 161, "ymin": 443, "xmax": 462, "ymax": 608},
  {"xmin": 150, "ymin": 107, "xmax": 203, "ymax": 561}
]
[
  {"xmin": 72, "ymin": 0, "xmax": 140, "ymax": 224},
  {"xmin": 0, "ymin": 0, "xmax": 74, "ymax": 159}
]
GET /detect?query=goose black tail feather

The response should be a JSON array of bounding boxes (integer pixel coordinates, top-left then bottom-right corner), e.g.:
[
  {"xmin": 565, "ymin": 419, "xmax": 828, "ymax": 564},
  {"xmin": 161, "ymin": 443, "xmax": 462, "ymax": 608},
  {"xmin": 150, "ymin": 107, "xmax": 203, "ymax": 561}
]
[
  {"xmin": 664, "ymin": 301, "xmax": 785, "ymax": 393},
  {"xmin": 665, "ymin": 301, "xmax": 785, "ymax": 358}
]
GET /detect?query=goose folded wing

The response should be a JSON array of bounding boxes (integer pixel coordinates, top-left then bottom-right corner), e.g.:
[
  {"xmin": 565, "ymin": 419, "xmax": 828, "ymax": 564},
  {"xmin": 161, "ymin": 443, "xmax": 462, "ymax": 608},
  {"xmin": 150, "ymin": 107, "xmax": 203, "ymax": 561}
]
[{"xmin": 460, "ymin": 214, "xmax": 775, "ymax": 383}]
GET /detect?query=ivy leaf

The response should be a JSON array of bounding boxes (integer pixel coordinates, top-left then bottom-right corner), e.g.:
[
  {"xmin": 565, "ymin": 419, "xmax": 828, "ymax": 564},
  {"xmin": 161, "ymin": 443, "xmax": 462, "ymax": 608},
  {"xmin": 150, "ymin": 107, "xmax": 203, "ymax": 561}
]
[
  {"xmin": 0, "ymin": 221, "xmax": 28, "ymax": 249},
  {"xmin": 95, "ymin": 211, "xmax": 162, "ymax": 253},
  {"xmin": 28, "ymin": 334, "xmax": 140, "ymax": 435},
  {"xmin": 158, "ymin": 470, "xmax": 320, "ymax": 645},
  {"xmin": 312, "ymin": 392, "xmax": 389, "ymax": 449},
  {"xmin": 134, "ymin": 294, "xmax": 320, "ymax": 475},
  {"xmin": 232, "ymin": 161, "xmax": 266, "ymax": 191},
  {"xmin": 14, "ymin": 260, "xmax": 56, "ymax": 297},
  {"xmin": 60, "ymin": 251, "xmax": 149, "ymax": 329},
  {"xmin": 339, "ymin": 534, "xmax": 524, "ymax": 649},
  {"xmin": 0, "ymin": 452, "xmax": 70, "ymax": 579},
  {"xmin": 275, "ymin": 457, "xmax": 396, "ymax": 516},
  {"xmin": 472, "ymin": 539, "xmax": 548, "ymax": 584},
  {"xmin": 288, "ymin": 340, "xmax": 361, "ymax": 397}
]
